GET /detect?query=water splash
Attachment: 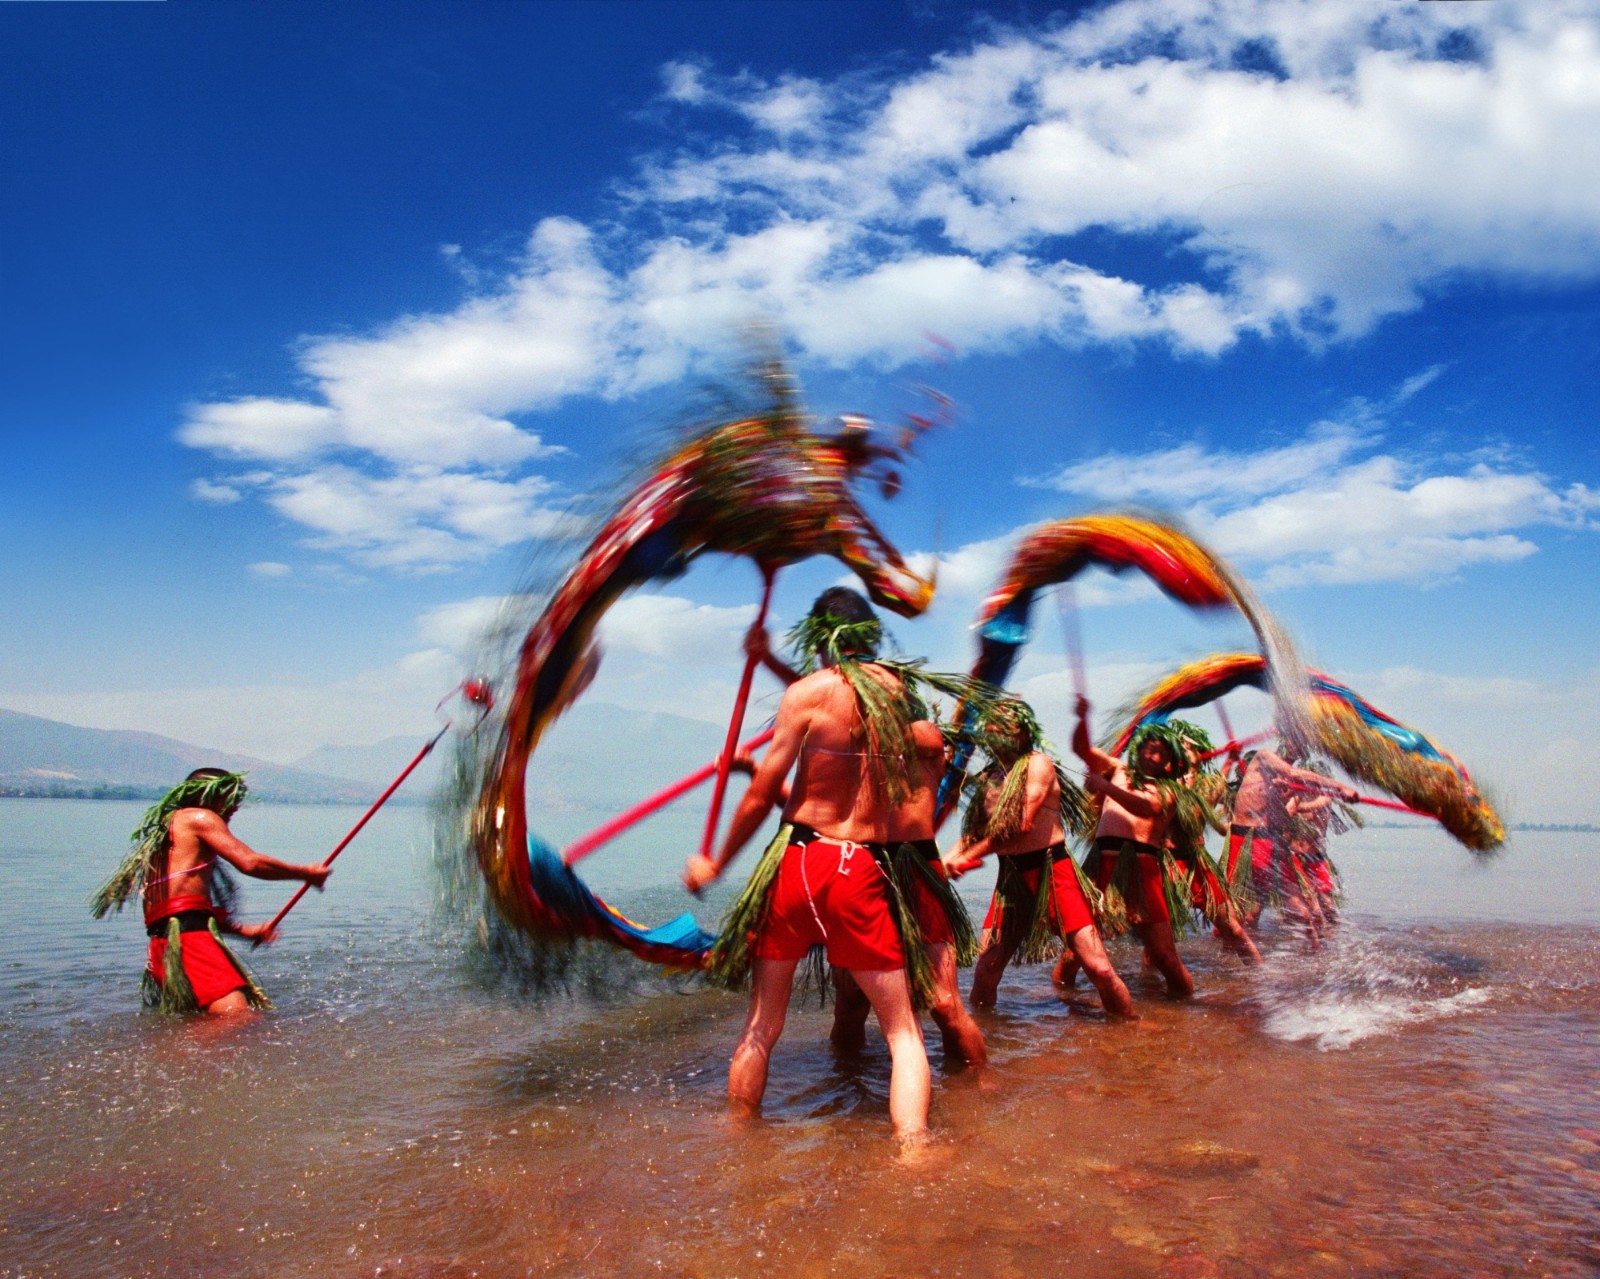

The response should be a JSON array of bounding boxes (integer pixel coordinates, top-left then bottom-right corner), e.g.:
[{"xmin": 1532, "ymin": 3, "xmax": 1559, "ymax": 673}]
[{"xmin": 1249, "ymin": 922, "xmax": 1492, "ymax": 1050}]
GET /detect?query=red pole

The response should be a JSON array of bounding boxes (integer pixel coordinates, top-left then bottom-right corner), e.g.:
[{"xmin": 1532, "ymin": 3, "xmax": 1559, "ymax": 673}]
[
  {"xmin": 563, "ymin": 725, "xmax": 776, "ymax": 865},
  {"xmin": 698, "ymin": 567, "xmax": 778, "ymax": 860},
  {"xmin": 1195, "ymin": 728, "xmax": 1273, "ymax": 764},
  {"xmin": 264, "ymin": 722, "xmax": 450, "ymax": 935},
  {"xmin": 1283, "ymin": 779, "xmax": 1434, "ymax": 820}
]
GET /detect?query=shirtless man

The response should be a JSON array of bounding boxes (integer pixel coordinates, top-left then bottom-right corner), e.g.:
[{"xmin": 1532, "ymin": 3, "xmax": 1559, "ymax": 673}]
[
  {"xmin": 142, "ymin": 769, "xmax": 330, "ymax": 1015},
  {"xmin": 1072, "ymin": 697, "xmax": 1194, "ymax": 999},
  {"xmin": 946, "ymin": 709, "xmax": 1135, "ymax": 1018},
  {"xmin": 744, "ymin": 623, "xmax": 986, "ymax": 1067},
  {"xmin": 1229, "ymin": 744, "xmax": 1357, "ymax": 937},
  {"xmin": 683, "ymin": 589, "xmax": 932, "ymax": 1142}
]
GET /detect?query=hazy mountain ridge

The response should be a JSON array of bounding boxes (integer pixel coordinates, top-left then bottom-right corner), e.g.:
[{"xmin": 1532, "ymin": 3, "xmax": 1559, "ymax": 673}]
[
  {"xmin": 0, "ymin": 708, "xmax": 373, "ymax": 803},
  {"xmin": 1, "ymin": 703, "xmax": 733, "ymax": 813}
]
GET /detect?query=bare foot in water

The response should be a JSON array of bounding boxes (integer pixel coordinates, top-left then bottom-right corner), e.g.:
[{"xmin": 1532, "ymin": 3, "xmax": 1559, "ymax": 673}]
[{"xmin": 894, "ymin": 1129, "xmax": 954, "ymax": 1169}]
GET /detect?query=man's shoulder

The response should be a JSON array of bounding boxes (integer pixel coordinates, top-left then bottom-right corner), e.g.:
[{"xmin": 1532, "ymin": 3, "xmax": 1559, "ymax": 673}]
[{"xmin": 169, "ymin": 807, "xmax": 225, "ymax": 833}]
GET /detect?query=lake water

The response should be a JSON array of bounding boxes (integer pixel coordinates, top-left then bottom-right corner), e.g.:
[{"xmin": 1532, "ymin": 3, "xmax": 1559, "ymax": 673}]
[{"xmin": 0, "ymin": 798, "xmax": 1596, "ymax": 1278}]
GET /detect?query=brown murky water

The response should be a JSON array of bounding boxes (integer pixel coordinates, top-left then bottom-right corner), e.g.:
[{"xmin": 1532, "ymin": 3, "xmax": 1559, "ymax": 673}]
[{"xmin": 2, "ymin": 802, "xmax": 1597, "ymax": 1278}]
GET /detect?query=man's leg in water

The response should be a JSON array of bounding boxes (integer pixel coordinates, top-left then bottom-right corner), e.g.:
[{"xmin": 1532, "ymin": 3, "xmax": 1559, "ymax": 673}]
[
  {"xmin": 728, "ymin": 957, "xmax": 800, "ymax": 1119},
  {"xmin": 969, "ymin": 931, "xmax": 1020, "ymax": 1009},
  {"xmin": 1052, "ymin": 951, "xmax": 1080, "ymax": 987},
  {"xmin": 1064, "ymin": 925, "xmax": 1136, "ymax": 1018},
  {"xmin": 830, "ymin": 967, "xmax": 871, "ymax": 1055},
  {"xmin": 1214, "ymin": 905, "xmax": 1263, "ymax": 963},
  {"xmin": 203, "ymin": 989, "xmax": 254, "ymax": 1015},
  {"xmin": 926, "ymin": 944, "xmax": 987, "ymax": 1065},
  {"xmin": 1137, "ymin": 920, "xmax": 1194, "ymax": 999},
  {"xmin": 850, "ymin": 966, "xmax": 931, "ymax": 1140}
]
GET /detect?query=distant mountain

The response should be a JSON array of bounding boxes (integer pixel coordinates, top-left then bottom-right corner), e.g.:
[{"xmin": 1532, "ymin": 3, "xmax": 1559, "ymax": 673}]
[
  {"xmin": 0, "ymin": 708, "xmax": 374, "ymax": 803},
  {"xmin": 0, "ymin": 701, "xmax": 734, "ymax": 812}
]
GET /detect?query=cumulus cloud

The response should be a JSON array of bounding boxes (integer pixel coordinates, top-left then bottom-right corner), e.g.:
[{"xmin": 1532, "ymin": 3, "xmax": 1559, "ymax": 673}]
[
  {"xmin": 1022, "ymin": 380, "xmax": 1600, "ymax": 589},
  {"xmin": 180, "ymin": 0, "xmax": 1600, "ymax": 571},
  {"xmin": 247, "ymin": 561, "xmax": 291, "ymax": 579}
]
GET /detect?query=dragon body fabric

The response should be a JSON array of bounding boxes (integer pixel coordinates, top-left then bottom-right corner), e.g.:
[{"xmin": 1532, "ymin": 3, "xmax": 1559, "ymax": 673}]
[
  {"xmin": 468, "ymin": 375, "xmax": 936, "ymax": 967},
  {"xmin": 1108, "ymin": 653, "xmax": 1505, "ymax": 853},
  {"xmin": 938, "ymin": 515, "xmax": 1302, "ymax": 815}
]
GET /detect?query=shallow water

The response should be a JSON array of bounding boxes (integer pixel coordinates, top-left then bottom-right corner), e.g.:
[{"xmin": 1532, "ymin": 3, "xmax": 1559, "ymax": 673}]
[{"xmin": 1, "ymin": 800, "xmax": 1597, "ymax": 1278}]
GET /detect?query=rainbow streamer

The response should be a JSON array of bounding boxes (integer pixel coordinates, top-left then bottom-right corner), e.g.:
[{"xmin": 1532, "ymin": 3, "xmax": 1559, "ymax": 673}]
[
  {"xmin": 1109, "ymin": 653, "xmax": 1505, "ymax": 853},
  {"xmin": 938, "ymin": 515, "xmax": 1288, "ymax": 815}
]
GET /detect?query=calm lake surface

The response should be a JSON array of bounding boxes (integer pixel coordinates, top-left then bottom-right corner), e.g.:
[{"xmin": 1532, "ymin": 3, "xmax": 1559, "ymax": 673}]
[{"xmin": 1, "ymin": 798, "xmax": 1596, "ymax": 1278}]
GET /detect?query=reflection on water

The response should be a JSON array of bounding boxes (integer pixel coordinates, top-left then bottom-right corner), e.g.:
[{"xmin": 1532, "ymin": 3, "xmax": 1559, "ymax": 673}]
[{"xmin": 1, "ymin": 801, "xmax": 1597, "ymax": 1278}]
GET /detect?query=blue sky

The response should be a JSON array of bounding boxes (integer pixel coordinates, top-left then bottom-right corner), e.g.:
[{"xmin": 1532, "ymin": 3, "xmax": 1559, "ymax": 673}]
[{"xmin": 4, "ymin": 0, "xmax": 1598, "ymax": 821}]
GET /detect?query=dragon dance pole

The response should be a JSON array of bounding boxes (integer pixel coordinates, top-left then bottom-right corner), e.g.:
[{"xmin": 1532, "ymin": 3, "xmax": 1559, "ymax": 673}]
[
  {"xmin": 562, "ymin": 725, "xmax": 776, "ymax": 866},
  {"xmin": 1283, "ymin": 780, "xmax": 1435, "ymax": 820},
  {"xmin": 263, "ymin": 680, "xmax": 493, "ymax": 936},
  {"xmin": 263, "ymin": 724, "xmax": 448, "ymax": 936},
  {"xmin": 698, "ymin": 566, "xmax": 779, "ymax": 860}
]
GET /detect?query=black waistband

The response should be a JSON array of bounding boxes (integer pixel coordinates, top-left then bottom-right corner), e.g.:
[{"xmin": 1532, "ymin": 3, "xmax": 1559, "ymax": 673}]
[
  {"xmin": 998, "ymin": 842, "xmax": 1067, "ymax": 872},
  {"xmin": 1094, "ymin": 835, "xmax": 1161, "ymax": 858},
  {"xmin": 901, "ymin": 838, "xmax": 940, "ymax": 861},
  {"xmin": 147, "ymin": 909, "xmax": 215, "ymax": 938},
  {"xmin": 1229, "ymin": 823, "xmax": 1258, "ymax": 837},
  {"xmin": 787, "ymin": 822, "xmax": 891, "ymax": 856}
]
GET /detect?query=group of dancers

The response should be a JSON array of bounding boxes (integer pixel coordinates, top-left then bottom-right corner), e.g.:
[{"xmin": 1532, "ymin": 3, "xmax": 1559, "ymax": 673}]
[
  {"xmin": 682, "ymin": 585, "xmax": 1362, "ymax": 1145},
  {"xmin": 89, "ymin": 581, "xmax": 1362, "ymax": 1150}
]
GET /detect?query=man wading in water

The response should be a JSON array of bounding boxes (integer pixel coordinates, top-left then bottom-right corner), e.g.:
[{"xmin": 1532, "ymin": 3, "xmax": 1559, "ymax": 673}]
[
  {"xmin": 1073, "ymin": 698, "xmax": 1195, "ymax": 999},
  {"xmin": 685, "ymin": 588, "xmax": 935, "ymax": 1144},
  {"xmin": 92, "ymin": 768, "xmax": 330, "ymax": 1015},
  {"xmin": 946, "ymin": 701, "xmax": 1136, "ymax": 1019}
]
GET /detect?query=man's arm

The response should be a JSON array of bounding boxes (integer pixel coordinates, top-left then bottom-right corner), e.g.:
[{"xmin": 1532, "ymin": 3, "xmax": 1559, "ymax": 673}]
[
  {"xmin": 190, "ymin": 811, "xmax": 330, "ymax": 887},
  {"xmin": 1259, "ymin": 751, "xmax": 1359, "ymax": 802},
  {"xmin": 1083, "ymin": 769, "xmax": 1162, "ymax": 818},
  {"xmin": 683, "ymin": 682, "xmax": 809, "ymax": 894},
  {"xmin": 1071, "ymin": 696, "xmax": 1119, "ymax": 777}
]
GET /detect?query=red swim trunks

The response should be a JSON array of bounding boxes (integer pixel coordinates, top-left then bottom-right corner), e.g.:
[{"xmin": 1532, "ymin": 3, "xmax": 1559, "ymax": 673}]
[
  {"xmin": 989, "ymin": 845, "xmax": 1095, "ymax": 942},
  {"xmin": 1091, "ymin": 837, "xmax": 1170, "ymax": 925},
  {"xmin": 1227, "ymin": 824, "xmax": 1280, "ymax": 903},
  {"xmin": 146, "ymin": 920, "xmax": 248, "ymax": 1008},
  {"xmin": 903, "ymin": 838, "xmax": 955, "ymax": 946},
  {"xmin": 752, "ymin": 831, "xmax": 904, "ymax": 971},
  {"xmin": 1189, "ymin": 859, "xmax": 1226, "ymax": 911}
]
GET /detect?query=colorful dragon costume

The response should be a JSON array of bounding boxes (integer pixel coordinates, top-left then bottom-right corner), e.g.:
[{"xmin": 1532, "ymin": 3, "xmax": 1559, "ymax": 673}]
[
  {"xmin": 1107, "ymin": 652, "xmax": 1505, "ymax": 853},
  {"xmin": 465, "ymin": 359, "xmax": 939, "ymax": 968},
  {"xmin": 937, "ymin": 513, "xmax": 1303, "ymax": 816}
]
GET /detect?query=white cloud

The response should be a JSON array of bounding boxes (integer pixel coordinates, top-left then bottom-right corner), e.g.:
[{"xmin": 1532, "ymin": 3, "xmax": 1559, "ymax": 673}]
[
  {"xmin": 1027, "ymin": 376, "xmax": 1599, "ymax": 589},
  {"xmin": 1030, "ymin": 423, "xmax": 1371, "ymax": 504},
  {"xmin": 598, "ymin": 594, "xmax": 757, "ymax": 659},
  {"xmin": 247, "ymin": 561, "xmax": 291, "ymax": 579},
  {"xmin": 179, "ymin": 0, "xmax": 1600, "ymax": 572},
  {"xmin": 191, "ymin": 478, "xmax": 243, "ymax": 505}
]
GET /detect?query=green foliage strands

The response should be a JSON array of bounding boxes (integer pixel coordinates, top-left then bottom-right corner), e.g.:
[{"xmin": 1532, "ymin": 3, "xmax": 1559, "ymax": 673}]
[{"xmin": 90, "ymin": 771, "xmax": 249, "ymax": 919}]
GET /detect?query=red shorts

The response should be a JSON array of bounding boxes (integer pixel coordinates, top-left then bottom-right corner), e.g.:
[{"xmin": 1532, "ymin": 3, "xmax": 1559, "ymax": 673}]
[
  {"xmin": 1305, "ymin": 860, "xmax": 1335, "ymax": 894},
  {"xmin": 1190, "ymin": 861, "xmax": 1225, "ymax": 910},
  {"xmin": 752, "ymin": 836, "xmax": 904, "ymax": 971},
  {"xmin": 986, "ymin": 846, "xmax": 1095, "ymax": 940},
  {"xmin": 1226, "ymin": 827, "xmax": 1274, "ymax": 878},
  {"xmin": 904, "ymin": 840, "xmax": 955, "ymax": 946},
  {"xmin": 1093, "ymin": 839, "xmax": 1170, "ymax": 925},
  {"xmin": 146, "ymin": 926, "xmax": 248, "ymax": 1008}
]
